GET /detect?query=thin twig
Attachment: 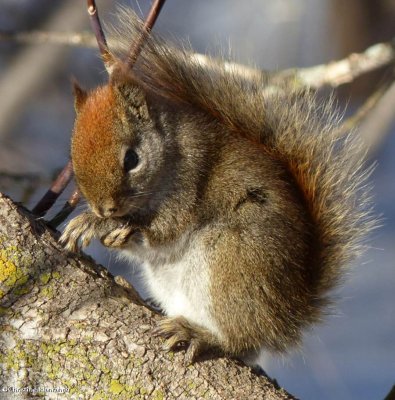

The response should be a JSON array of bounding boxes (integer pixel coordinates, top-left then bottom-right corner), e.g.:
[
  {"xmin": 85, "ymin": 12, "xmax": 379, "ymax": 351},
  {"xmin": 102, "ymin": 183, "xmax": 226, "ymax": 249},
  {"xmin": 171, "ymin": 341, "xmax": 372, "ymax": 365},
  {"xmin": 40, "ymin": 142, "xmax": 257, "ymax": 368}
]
[
  {"xmin": 86, "ymin": 0, "xmax": 113, "ymax": 69},
  {"xmin": 31, "ymin": 1, "xmax": 167, "ymax": 223},
  {"xmin": 1, "ymin": 29, "xmax": 393, "ymax": 89},
  {"xmin": 127, "ymin": 0, "xmax": 167, "ymax": 67},
  {"xmin": 60, "ymin": 0, "xmax": 167, "ymax": 226},
  {"xmin": 8, "ymin": 12, "xmax": 393, "ymax": 220},
  {"xmin": 335, "ymin": 83, "xmax": 389, "ymax": 138},
  {"xmin": 358, "ymin": 78, "xmax": 395, "ymax": 156},
  {"xmin": 49, "ymin": 188, "xmax": 81, "ymax": 228},
  {"xmin": 48, "ymin": 0, "xmax": 112, "ymax": 226},
  {"xmin": 294, "ymin": 41, "xmax": 395, "ymax": 88},
  {"xmin": 32, "ymin": 161, "xmax": 73, "ymax": 217},
  {"xmin": 192, "ymin": 40, "xmax": 395, "ymax": 89},
  {"xmin": 0, "ymin": 30, "xmax": 97, "ymax": 47}
]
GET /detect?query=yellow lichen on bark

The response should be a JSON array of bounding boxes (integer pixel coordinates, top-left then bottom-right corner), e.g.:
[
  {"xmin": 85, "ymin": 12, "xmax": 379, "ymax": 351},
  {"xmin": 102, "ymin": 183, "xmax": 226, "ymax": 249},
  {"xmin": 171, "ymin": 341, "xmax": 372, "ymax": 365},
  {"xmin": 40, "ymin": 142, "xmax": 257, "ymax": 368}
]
[{"xmin": 0, "ymin": 245, "xmax": 29, "ymax": 298}]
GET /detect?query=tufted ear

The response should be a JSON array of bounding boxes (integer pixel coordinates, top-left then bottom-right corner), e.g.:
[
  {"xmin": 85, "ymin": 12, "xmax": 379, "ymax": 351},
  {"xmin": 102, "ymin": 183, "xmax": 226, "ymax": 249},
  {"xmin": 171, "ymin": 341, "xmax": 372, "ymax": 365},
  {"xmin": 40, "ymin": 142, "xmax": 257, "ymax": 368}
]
[
  {"xmin": 71, "ymin": 78, "xmax": 88, "ymax": 114},
  {"xmin": 111, "ymin": 68, "xmax": 150, "ymax": 121}
]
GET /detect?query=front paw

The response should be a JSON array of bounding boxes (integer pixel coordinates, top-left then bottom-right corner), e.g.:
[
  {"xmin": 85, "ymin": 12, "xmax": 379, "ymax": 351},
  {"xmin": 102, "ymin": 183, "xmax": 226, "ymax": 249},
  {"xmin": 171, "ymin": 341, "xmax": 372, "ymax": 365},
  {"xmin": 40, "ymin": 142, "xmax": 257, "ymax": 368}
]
[
  {"xmin": 59, "ymin": 212, "xmax": 98, "ymax": 252},
  {"xmin": 101, "ymin": 225, "xmax": 135, "ymax": 248},
  {"xmin": 60, "ymin": 212, "xmax": 135, "ymax": 252}
]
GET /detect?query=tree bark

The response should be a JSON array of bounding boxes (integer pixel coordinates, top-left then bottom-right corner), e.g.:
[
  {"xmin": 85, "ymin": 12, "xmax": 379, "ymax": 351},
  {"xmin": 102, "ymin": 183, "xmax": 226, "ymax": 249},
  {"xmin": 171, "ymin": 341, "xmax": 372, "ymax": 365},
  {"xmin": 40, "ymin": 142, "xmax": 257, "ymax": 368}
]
[{"xmin": 0, "ymin": 193, "xmax": 296, "ymax": 400}]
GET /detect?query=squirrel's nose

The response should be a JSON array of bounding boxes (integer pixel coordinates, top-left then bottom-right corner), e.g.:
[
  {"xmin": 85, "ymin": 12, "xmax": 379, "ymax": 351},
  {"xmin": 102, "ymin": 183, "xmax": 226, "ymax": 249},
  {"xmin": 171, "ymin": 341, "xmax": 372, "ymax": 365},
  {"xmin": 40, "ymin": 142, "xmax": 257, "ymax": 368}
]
[
  {"xmin": 102, "ymin": 206, "xmax": 118, "ymax": 217},
  {"xmin": 94, "ymin": 204, "xmax": 118, "ymax": 218},
  {"xmin": 105, "ymin": 207, "xmax": 118, "ymax": 216}
]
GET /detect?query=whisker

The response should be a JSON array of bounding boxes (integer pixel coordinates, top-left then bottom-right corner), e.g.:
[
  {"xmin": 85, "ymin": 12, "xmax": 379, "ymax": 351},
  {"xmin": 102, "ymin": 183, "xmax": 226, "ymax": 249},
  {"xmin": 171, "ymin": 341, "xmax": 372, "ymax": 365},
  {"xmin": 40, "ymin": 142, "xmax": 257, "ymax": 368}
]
[
  {"xmin": 128, "ymin": 204, "xmax": 145, "ymax": 211},
  {"xmin": 131, "ymin": 189, "xmax": 172, "ymax": 198}
]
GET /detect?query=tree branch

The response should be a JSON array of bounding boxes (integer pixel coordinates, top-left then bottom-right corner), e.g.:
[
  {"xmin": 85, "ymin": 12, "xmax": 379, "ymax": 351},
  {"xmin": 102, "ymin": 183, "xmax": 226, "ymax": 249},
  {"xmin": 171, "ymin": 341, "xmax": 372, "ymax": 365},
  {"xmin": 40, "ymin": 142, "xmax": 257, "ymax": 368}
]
[
  {"xmin": 292, "ymin": 41, "xmax": 395, "ymax": 88},
  {"xmin": 0, "ymin": 193, "xmax": 296, "ymax": 400},
  {"xmin": 0, "ymin": 29, "xmax": 97, "ymax": 47},
  {"xmin": 86, "ymin": 0, "xmax": 112, "ymax": 69},
  {"xmin": 1, "ymin": 29, "xmax": 394, "ymax": 89},
  {"xmin": 334, "ymin": 82, "xmax": 389, "ymax": 139}
]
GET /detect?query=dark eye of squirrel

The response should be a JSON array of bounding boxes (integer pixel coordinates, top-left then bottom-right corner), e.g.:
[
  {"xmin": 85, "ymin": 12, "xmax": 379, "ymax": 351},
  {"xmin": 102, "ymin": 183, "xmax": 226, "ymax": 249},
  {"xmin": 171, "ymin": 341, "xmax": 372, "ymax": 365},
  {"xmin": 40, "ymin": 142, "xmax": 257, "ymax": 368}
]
[{"xmin": 123, "ymin": 149, "xmax": 139, "ymax": 172}]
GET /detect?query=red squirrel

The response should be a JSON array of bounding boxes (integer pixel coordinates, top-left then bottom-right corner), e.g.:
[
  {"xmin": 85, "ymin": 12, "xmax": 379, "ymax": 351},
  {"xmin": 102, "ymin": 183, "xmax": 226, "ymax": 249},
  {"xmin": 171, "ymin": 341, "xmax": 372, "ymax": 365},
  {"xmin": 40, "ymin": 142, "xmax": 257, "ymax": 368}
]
[{"xmin": 60, "ymin": 8, "xmax": 374, "ymax": 365}]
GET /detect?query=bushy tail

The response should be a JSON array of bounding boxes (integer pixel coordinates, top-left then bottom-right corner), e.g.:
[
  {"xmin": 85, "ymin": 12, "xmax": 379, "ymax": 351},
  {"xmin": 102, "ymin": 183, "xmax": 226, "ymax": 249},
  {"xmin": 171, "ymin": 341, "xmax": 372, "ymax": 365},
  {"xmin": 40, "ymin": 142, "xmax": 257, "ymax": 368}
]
[{"xmin": 108, "ymin": 8, "xmax": 376, "ymax": 296}]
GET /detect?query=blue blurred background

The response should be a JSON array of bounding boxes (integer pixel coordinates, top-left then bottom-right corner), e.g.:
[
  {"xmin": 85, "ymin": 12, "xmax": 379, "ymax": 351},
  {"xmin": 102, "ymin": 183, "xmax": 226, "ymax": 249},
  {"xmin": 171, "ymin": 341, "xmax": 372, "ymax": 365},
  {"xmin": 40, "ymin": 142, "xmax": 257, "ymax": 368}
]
[{"xmin": 0, "ymin": 1, "xmax": 394, "ymax": 399}]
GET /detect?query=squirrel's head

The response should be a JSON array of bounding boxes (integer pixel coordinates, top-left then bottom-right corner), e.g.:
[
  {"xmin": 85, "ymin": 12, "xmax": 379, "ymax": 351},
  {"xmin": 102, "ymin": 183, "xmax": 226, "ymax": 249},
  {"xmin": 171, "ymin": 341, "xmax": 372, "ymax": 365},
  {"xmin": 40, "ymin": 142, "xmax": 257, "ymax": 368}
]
[{"xmin": 71, "ymin": 70, "xmax": 169, "ymax": 218}]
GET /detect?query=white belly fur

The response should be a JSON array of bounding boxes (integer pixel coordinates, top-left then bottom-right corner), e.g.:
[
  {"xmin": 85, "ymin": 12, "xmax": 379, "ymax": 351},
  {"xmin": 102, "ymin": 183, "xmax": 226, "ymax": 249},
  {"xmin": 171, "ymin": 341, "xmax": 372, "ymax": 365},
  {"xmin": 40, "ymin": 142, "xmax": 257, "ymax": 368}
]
[{"xmin": 119, "ymin": 231, "xmax": 222, "ymax": 339}]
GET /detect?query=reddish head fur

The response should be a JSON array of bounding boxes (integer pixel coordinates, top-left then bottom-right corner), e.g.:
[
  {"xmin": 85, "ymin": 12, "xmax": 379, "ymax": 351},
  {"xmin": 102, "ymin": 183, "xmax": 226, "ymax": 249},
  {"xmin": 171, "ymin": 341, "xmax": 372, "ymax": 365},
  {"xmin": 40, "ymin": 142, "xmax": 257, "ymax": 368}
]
[{"xmin": 72, "ymin": 85, "xmax": 123, "ymax": 208}]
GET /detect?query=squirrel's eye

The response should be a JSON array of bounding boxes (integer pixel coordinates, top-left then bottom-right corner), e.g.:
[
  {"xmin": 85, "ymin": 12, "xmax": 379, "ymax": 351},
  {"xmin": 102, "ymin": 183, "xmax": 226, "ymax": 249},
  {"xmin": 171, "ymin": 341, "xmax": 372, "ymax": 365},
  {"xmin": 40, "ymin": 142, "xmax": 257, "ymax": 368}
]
[{"xmin": 123, "ymin": 149, "xmax": 139, "ymax": 172}]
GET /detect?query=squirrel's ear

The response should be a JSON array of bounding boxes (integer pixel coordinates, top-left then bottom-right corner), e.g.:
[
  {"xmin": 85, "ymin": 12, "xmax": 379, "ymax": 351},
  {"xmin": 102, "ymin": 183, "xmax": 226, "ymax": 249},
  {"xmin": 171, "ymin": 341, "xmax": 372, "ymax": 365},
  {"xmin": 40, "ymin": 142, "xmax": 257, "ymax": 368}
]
[
  {"xmin": 111, "ymin": 69, "xmax": 150, "ymax": 121},
  {"xmin": 71, "ymin": 79, "xmax": 88, "ymax": 114}
]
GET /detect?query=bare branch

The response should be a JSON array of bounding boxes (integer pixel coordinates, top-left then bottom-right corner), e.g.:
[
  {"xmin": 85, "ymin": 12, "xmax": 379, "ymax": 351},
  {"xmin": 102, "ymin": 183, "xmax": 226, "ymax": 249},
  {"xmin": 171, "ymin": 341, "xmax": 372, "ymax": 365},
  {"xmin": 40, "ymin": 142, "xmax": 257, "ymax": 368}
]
[
  {"xmin": 1, "ymin": 29, "xmax": 393, "ymax": 89},
  {"xmin": 335, "ymin": 83, "xmax": 389, "ymax": 138},
  {"xmin": 32, "ymin": 161, "xmax": 73, "ymax": 217},
  {"xmin": 2, "ymin": 25, "xmax": 393, "ymax": 219},
  {"xmin": 294, "ymin": 41, "xmax": 395, "ymax": 88},
  {"xmin": 191, "ymin": 40, "xmax": 395, "ymax": 89},
  {"xmin": 127, "ymin": 0, "xmax": 167, "ymax": 67},
  {"xmin": 358, "ymin": 79, "xmax": 395, "ymax": 156},
  {"xmin": 0, "ymin": 29, "xmax": 97, "ymax": 47},
  {"xmin": 86, "ymin": 0, "xmax": 114, "ymax": 71},
  {"xmin": 49, "ymin": 187, "xmax": 81, "ymax": 228},
  {"xmin": 30, "ymin": 2, "xmax": 167, "ymax": 221}
]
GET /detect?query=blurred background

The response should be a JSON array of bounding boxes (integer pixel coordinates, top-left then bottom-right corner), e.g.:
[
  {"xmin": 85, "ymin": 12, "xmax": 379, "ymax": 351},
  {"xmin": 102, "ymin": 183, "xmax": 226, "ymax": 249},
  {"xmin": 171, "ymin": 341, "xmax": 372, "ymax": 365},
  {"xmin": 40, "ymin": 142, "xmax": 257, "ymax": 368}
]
[{"xmin": 0, "ymin": 1, "xmax": 394, "ymax": 399}]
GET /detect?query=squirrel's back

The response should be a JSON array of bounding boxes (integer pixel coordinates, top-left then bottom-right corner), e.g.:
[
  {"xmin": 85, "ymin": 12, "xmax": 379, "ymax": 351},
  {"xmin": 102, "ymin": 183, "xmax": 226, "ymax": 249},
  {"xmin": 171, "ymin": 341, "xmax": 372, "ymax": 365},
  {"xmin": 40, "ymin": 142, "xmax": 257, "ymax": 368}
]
[{"xmin": 107, "ymin": 8, "xmax": 375, "ymax": 305}]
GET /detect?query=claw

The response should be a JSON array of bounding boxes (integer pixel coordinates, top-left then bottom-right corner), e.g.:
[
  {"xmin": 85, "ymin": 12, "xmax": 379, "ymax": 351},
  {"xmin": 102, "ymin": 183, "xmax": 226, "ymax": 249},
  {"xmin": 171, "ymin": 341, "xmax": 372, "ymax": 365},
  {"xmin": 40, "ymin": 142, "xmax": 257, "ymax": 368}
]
[
  {"xmin": 59, "ymin": 222, "xmax": 81, "ymax": 252},
  {"xmin": 184, "ymin": 339, "xmax": 201, "ymax": 366},
  {"xmin": 101, "ymin": 226, "xmax": 133, "ymax": 248},
  {"xmin": 153, "ymin": 317, "xmax": 214, "ymax": 366}
]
